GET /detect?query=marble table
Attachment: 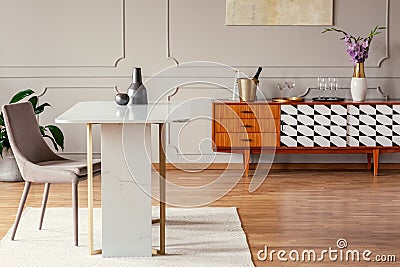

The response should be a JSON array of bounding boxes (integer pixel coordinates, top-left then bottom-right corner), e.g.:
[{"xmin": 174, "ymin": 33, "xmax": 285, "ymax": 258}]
[{"xmin": 56, "ymin": 101, "xmax": 190, "ymax": 257}]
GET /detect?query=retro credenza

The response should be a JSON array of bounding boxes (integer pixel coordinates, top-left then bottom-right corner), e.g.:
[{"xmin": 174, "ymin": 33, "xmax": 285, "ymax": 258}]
[{"xmin": 212, "ymin": 100, "xmax": 400, "ymax": 176}]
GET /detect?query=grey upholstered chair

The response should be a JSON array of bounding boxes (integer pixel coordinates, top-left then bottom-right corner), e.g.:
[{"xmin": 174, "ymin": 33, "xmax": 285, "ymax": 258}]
[{"xmin": 2, "ymin": 102, "xmax": 101, "ymax": 246}]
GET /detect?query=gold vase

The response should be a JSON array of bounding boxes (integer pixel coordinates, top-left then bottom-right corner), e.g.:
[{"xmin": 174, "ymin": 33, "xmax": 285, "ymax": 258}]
[
  {"xmin": 351, "ymin": 62, "xmax": 367, "ymax": 101},
  {"xmin": 353, "ymin": 62, "xmax": 366, "ymax": 78}
]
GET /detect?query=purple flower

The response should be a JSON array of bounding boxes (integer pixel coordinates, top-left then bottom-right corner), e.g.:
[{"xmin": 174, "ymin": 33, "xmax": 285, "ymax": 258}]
[
  {"xmin": 344, "ymin": 40, "xmax": 369, "ymax": 63},
  {"xmin": 323, "ymin": 25, "xmax": 385, "ymax": 64},
  {"xmin": 344, "ymin": 35, "xmax": 351, "ymax": 44},
  {"xmin": 362, "ymin": 40, "xmax": 369, "ymax": 48}
]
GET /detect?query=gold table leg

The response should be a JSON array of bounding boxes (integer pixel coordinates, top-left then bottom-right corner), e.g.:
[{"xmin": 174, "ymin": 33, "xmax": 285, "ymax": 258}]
[
  {"xmin": 159, "ymin": 123, "xmax": 166, "ymax": 255},
  {"xmin": 87, "ymin": 123, "xmax": 102, "ymax": 255}
]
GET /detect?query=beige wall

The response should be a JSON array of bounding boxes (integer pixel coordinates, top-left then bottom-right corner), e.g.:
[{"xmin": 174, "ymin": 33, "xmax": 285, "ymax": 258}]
[{"xmin": 0, "ymin": 0, "xmax": 399, "ymax": 164}]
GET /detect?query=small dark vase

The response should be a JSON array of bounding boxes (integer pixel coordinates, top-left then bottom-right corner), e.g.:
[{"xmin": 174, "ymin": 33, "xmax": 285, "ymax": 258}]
[
  {"xmin": 127, "ymin": 67, "xmax": 148, "ymax": 105},
  {"xmin": 115, "ymin": 93, "xmax": 130, "ymax": 106}
]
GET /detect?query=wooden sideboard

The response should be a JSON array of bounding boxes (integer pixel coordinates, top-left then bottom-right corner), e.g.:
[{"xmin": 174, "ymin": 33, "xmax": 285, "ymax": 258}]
[{"xmin": 212, "ymin": 100, "xmax": 400, "ymax": 176}]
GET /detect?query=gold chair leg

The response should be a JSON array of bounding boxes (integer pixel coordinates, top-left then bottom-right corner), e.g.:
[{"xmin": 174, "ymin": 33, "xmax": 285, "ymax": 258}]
[
  {"xmin": 152, "ymin": 219, "xmax": 160, "ymax": 224},
  {"xmin": 152, "ymin": 248, "xmax": 162, "ymax": 255},
  {"xmin": 87, "ymin": 123, "xmax": 102, "ymax": 255}
]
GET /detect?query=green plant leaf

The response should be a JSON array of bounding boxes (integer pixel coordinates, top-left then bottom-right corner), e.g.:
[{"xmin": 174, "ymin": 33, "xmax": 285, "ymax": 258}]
[
  {"xmin": 34, "ymin": 103, "xmax": 51, "ymax": 115},
  {"xmin": 0, "ymin": 138, "xmax": 8, "ymax": 158},
  {"xmin": 39, "ymin": 126, "xmax": 47, "ymax": 136},
  {"xmin": 9, "ymin": 89, "xmax": 35, "ymax": 104},
  {"xmin": 0, "ymin": 133, "xmax": 10, "ymax": 150},
  {"xmin": 0, "ymin": 127, "xmax": 8, "ymax": 138},
  {"xmin": 43, "ymin": 135, "xmax": 58, "ymax": 151},
  {"xmin": 0, "ymin": 141, "xmax": 3, "ymax": 158},
  {"xmin": 0, "ymin": 113, "xmax": 4, "ymax": 127},
  {"xmin": 28, "ymin": 96, "xmax": 38, "ymax": 109},
  {"xmin": 45, "ymin": 125, "xmax": 64, "ymax": 150}
]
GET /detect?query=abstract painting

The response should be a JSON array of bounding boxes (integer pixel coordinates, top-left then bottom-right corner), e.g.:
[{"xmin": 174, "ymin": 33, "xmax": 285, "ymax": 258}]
[{"xmin": 226, "ymin": 0, "xmax": 333, "ymax": 25}]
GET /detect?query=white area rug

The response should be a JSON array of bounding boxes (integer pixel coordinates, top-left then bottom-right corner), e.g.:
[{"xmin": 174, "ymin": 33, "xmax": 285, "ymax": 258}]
[{"xmin": 0, "ymin": 207, "xmax": 253, "ymax": 267}]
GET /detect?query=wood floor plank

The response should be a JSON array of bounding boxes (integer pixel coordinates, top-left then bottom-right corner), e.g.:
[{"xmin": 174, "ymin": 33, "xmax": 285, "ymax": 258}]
[{"xmin": 1, "ymin": 170, "xmax": 399, "ymax": 266}]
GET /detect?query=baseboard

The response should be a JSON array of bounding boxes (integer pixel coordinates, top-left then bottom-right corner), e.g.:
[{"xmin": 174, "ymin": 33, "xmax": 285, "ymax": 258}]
[
  {"xmin": 152, "ymin": 163, "xmax": 400, "ymax": 171},
  {"xmin": 152, "ymin": 163, "xmax": 240, "ymax": 170}
]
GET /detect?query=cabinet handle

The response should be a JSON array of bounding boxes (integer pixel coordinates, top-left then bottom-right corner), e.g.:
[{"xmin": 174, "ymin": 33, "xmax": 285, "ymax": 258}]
[
  {"xmin": 281, "ymin": 120, "xmax": 285, "ymax": 131},
  {"xmin": 241, "ymin": 111, "xmax": 253, "ymax": 114},
  {"xmin": 242, "ymin": 125, "xmax": 254, "ymax": 128},
  {"xmin": 241, "ymin": 138, "xmax": 254, "ymax": 142}
]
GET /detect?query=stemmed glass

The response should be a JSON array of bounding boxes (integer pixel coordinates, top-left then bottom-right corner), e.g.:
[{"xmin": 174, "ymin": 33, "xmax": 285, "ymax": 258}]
[
  {"xmin": 326, "ymin": 78, "xmax": 332, "ymax": 98},
  {"xmin": 320, "ymin": 78, "xmax": 328, "ymax": 98},
  {"xmin": 317, "ymin": 77, "xmax": 324, "ymax": 98},
  {"xmin": 276, "ymin": 82, "xmax": 286, "ymax": 99},
  {"xmin": 330, "ymin": 77, "xmax": 338, "ymax": 98},
  {"xmin": 285, "ymin": 81, "xmax": 295, "ymax": 98}
]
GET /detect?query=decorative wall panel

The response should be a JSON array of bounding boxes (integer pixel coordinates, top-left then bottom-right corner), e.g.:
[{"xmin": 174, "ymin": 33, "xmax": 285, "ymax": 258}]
[
  {"xmin": 0, "ymin": 0, "xmax": 124, "ymax": 67},
  {"xmin": 170, "ymin": 0, "xmax": 387, "ymax": 68}
]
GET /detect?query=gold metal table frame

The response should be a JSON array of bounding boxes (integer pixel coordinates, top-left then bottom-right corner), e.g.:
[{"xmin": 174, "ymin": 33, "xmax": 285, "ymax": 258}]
[{"xmin": 86, "ymin": 123, "xmax": 166, "ymax": 256}]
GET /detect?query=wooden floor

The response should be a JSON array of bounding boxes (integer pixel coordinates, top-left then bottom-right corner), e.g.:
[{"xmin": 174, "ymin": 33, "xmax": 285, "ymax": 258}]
[{"xmin": 0, "ymin": 169, "xmax": 399, "ymax": 266}]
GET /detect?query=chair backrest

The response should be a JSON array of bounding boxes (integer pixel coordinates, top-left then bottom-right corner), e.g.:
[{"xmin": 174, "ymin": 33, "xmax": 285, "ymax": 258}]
[{"xmin": 2, "ymin": 102, "xmax": 61, "ymax": 169}]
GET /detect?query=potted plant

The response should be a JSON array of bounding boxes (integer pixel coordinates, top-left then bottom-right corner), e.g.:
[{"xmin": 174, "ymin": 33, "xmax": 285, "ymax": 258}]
[{"xmin": 0, "ymin": 89, "xmax": 64, "ymax": 181}]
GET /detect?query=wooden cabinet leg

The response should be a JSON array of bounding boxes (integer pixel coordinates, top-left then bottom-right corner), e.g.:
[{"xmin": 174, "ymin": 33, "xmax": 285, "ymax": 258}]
[
  {"xmin": 373, "ymin": 149, "xmax": 379, "ymax": 176},
  {"xmin": 243, "ymin": 150, "xmax": 250, "ymax": 177},
  {"xmin": 367, "ymin": 154, "xmax": 372, "ymax": 171}
]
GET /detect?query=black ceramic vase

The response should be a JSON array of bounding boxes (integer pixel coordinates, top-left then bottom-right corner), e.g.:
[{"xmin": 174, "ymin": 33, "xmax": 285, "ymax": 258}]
[{"xmin": 127, "ymin": 67, "xmax": 148, "ymax": 105}]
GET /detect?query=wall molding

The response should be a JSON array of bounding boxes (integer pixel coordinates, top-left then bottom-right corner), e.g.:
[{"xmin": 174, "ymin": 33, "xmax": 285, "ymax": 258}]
[
  {"xmin": 0, "ymin": 0, "xmax": 126, "ymax": 69},
  {"xmin": 166, "ymin": 0, "xmax": 179, "ymax": 66},
  {"xmin": 166, "ymin": 82, "xmax": 231, "ymax": 156},
  {"xmin": 37, "ymin": 86, "xmax": 117, "ymax": 98},
  {"xmin": 377, "ymin": 0, "xmax": 390, "ymax": 67}
]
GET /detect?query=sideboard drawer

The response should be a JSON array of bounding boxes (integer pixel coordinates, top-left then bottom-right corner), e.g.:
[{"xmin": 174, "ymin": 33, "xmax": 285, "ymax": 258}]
[
  {"xmin": 214, "ymin": 132, "xmax": 277, "ymax": 148},
  {"xmin": 215, "ymin": 118, "xmax": 278, "ymax": 133},
  {"xmin": 214, "ymin": 104, "xmax": 279, "ymax": 119}
]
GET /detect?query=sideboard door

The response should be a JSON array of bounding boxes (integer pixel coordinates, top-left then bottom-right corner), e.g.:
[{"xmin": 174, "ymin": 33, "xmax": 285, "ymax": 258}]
[
  {"xmin": 347, "ymin": 104, "xmax": 400, "ymax": 147},
  {"xmin": 280, "ymin": 104, "xmax": 347, "ymax": 147}
]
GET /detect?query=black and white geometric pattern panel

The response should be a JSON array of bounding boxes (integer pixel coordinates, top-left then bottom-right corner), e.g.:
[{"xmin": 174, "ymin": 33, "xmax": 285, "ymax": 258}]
[
  {"xmin": 280, "ymin": 105, "xmax": 347, "ymax": 147},
  {"xmin": 347, "ymin": 105, "xmax": 400, "ymax": 147}
]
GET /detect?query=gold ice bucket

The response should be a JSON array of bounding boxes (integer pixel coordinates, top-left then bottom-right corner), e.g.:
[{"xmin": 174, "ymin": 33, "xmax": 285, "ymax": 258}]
[{"xmin": 237, "ymin": 78, "xmax": 258, "ymax": 102}]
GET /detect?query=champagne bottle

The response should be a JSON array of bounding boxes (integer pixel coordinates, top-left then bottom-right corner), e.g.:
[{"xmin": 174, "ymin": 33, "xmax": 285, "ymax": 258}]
[{"xmin": 253, "ymin": 67, "xmax": 262, "ymax": 80}]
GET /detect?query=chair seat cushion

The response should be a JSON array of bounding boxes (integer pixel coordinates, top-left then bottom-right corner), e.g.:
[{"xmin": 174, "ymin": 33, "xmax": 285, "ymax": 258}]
[{"xmin": 38, "ymin": 159, "xmax": 101, "ymax": 177}]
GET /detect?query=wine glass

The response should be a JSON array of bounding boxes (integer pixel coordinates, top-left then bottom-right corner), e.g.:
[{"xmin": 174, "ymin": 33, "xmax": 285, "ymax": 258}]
[
  {"xmin": 317, "ymin": 77, "xmax": 324, "ymax": 98},
  {"xmin": 276, "ymin": 82, "xmax": 286, "ymax": 99},
  {"xmin": 325, "ymin": 77, "xmax": 332, "ymax": 98},
  {"xmin": 285, "ymin": 81, "xmax": 295, "ymax": 98},
  {"xmin": 320, "ymin": 78, "xmax": 328, "ymax": 98},
  {"xmin": 330, "ymin": 77, "xmax": 338, "ymax": 98}
]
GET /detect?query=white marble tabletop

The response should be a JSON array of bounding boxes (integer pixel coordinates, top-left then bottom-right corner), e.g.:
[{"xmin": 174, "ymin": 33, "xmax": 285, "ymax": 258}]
[{"xmin": 55, "ymin": 101, "xmax": 190, "ymax": 124}]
